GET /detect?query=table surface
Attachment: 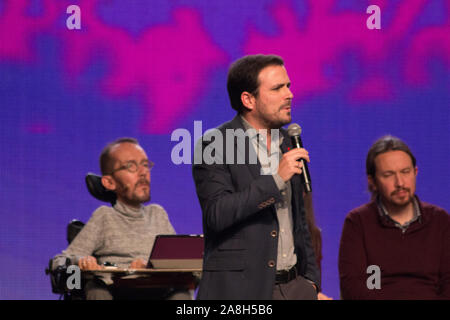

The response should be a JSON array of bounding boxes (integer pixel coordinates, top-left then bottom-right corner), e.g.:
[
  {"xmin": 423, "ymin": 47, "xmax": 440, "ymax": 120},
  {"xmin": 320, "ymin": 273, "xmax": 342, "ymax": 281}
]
[
  {"xmin": 83, "ymin": 267, "xmax": 202, "ymax": 274},
  {"xmin": 81, "ymin": 268, "xmax": 202, "ymax": 289}
]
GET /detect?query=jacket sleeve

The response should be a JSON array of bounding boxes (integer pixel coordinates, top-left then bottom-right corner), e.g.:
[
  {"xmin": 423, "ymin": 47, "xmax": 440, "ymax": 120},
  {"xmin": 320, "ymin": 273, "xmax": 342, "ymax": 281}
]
[
  {"xmin": 192, "ymin": 130, "xmax": 285, "ymax": 234},
  {"xmin": 193, "ymin": 157, "xmax": 282, "ymax": 234},
  {"xmin": 298, "ymin": 205, "xmax": 322, "ymax": 291}
]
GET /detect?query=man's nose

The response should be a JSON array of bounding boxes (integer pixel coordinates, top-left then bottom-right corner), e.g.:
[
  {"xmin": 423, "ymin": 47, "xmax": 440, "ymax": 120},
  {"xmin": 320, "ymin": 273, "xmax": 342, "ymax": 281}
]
[
  {"xmin": 138, "ymin": 164, "xmax": 149, "ymax": 176},
  {"xmin": 286, "ymin": 87, "xmax": 294, "ymax": 100},
  {"xmin": 395, "ymin": 173, "xmax": 405, "ymax": 187}
]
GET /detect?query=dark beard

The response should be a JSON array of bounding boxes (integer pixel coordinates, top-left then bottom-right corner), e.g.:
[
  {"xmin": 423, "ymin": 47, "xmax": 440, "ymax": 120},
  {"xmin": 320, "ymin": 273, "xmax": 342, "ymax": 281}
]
[
  {"xmin": 117, "ymin": 180, "xmax": 151, "ymax": 206},
  {"xmin": 267, "ymin": 106, "xmax": 292, "ymax": 129},
  {"xmin": 264, "ymin": 115, "xmax": 292, "ymax": 129},
  {"xmin": 384, "ymin": 188, "xmax": 414, "ymax": 210}
]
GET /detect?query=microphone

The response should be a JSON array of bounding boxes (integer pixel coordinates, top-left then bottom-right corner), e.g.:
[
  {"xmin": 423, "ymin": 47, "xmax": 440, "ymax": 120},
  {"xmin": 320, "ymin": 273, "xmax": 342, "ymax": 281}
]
[{"xmin": 287, "ymin": 123, "xmax": 312, "ymax": 193}]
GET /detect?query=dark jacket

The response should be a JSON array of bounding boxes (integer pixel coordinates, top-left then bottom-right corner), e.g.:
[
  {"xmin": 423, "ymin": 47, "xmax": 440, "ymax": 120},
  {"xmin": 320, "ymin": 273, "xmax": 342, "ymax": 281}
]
[{"xmin": 192, "ymin": 116, "xmax": 320, "ymax": 299}]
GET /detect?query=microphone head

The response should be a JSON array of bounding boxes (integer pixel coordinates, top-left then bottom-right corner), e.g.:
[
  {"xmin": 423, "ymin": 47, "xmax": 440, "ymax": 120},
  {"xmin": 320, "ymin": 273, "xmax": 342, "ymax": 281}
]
[{"xmin": 287, "ymin": 123, "xmax": 302, "ymax": 137}]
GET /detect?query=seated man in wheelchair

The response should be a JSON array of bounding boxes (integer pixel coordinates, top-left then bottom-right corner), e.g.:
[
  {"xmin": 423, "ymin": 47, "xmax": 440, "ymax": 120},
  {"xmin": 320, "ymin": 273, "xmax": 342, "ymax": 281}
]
[{"xmin": 52, "ymin": 137, "xmax": 191, "ymax": 300}]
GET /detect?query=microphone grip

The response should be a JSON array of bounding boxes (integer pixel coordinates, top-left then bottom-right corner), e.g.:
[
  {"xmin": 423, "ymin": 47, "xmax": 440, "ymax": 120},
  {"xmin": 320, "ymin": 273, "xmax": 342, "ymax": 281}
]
[{"xmin": 290, "ymin": 136, "xmax": 312, "ymax": 193}]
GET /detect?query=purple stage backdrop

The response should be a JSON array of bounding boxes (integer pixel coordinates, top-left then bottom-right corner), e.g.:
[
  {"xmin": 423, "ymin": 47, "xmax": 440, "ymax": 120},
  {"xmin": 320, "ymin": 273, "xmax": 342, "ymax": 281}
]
[{"xmin": 0, "ymin": 0, "xmax": 449, "ymax": 299}]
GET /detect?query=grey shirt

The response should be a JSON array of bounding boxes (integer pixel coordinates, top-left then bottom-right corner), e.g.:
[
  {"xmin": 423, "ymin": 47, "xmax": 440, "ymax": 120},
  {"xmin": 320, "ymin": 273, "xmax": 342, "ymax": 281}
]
[
  {"xmin": 53, "ymin": 200, "xmax": 175, "ymax": 269},
  {"xmin": 240, "ymin": 116, "xmax": 297, "ymax": 271}
]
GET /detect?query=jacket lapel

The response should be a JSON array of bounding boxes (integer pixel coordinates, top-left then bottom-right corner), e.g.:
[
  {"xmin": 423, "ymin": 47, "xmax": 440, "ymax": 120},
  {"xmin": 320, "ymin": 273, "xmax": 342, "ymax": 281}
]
[{"xmin": 229, "ymin": 116, "xmax": 261, "ymax": 180}]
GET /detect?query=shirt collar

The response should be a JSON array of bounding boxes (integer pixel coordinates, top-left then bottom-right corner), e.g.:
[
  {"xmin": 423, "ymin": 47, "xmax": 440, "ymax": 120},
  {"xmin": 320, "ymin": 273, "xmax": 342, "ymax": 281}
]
[
  {"xmin": 376, "ymin": 195, "xmax": 421, "ymax": 231},
  {"xmin": 239, "ymin": 115, "xmax": 284, "ymax": 146}
]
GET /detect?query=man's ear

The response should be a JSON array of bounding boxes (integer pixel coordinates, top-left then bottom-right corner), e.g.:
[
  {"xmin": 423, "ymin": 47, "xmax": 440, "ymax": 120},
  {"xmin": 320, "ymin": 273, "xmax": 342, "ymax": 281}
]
[
  {"xmin": 241, "ymin": 91, "xmax": 255, "ymax": 111},
  {"xmin": 414, "ymin": 166, "xmax": 418, "ymax": 177},
  {"xmin": 101, "ymin": 175, "xmax": 116, "ymax": 191}
]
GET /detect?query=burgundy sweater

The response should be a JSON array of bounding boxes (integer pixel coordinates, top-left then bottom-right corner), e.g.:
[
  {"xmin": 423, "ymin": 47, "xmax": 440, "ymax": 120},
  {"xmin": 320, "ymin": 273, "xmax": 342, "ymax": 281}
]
[{"xmin": 339, "ymin": 197, "xmax": 450, "ymax": 300}]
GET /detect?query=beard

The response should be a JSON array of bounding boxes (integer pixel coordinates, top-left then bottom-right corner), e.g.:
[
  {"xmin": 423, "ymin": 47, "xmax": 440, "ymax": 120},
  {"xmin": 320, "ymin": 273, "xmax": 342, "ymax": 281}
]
[
  {"xmin": 384, "ymin": 187, "xmax": 414, "ymax": 209},
  {"xmin": 117, "ymin": 179, "xmax": 151, "ymax": 206},
  {"xmin": 261, "ymin": 104, "xmax": 292, "ymax": 129}
]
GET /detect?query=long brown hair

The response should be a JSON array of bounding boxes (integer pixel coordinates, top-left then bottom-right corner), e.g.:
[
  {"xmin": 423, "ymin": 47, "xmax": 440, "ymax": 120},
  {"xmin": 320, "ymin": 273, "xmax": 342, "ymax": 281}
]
[{"xmin": 303, "ymin": 192, "xmax": 322, "ymax": 274}]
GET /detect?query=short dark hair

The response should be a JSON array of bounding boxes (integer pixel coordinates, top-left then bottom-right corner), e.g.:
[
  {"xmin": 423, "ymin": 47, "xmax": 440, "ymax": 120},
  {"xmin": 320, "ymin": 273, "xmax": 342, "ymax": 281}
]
[
  {"xmin": 100, "ymin": 137, "xmax": 139, "ymax": 175},
  {"xmin": 366, "ymin": 135, "xmax": 416, "ymax": 178},
  {"xmin": 227, "ymin": 54, "xmax": 284, "ymax": 113}
]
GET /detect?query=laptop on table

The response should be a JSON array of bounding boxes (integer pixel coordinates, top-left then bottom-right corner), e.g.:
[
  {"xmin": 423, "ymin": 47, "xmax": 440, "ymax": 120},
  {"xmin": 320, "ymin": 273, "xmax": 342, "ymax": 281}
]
[{"xmin": 147, "ymin": 234, "xmax": 204, "ymax": 269}]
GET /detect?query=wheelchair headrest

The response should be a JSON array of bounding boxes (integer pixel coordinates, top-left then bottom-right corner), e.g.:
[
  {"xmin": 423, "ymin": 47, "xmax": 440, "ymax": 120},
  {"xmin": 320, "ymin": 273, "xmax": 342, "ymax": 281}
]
[{"xmin": 85, "ymin": 173, "xmax": 117, "ymax": 205}]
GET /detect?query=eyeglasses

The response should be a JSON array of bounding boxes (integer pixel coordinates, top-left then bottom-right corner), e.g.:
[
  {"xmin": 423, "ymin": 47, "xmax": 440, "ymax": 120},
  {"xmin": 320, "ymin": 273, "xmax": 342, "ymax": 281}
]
[{"xmin": 109, "ymin": 160, "xmax": 154, "ymax": 174}]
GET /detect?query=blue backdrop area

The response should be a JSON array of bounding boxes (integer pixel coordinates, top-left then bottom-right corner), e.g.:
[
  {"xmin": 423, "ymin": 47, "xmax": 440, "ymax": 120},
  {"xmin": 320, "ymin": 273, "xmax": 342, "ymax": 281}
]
[{"xmin": 0, "ymin": 0, "xmax": 449, "ymax": 299}]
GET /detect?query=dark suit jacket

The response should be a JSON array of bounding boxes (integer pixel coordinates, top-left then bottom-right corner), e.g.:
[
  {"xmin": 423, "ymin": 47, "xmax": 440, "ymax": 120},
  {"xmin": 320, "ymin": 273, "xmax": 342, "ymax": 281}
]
[{"xmin": 192, "ymin": 116, "xmax": 320, "ymax": 299}]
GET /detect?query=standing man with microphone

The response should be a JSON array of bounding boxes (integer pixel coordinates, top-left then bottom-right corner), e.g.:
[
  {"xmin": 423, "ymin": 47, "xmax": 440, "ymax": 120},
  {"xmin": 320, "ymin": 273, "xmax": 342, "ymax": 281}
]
[{"xmin": 192, "ymin": 54, "xmax": 320, "ymax": 299}]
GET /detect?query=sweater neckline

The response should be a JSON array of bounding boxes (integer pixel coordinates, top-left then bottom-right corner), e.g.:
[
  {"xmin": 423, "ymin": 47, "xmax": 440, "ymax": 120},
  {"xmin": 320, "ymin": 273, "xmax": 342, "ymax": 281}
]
[{"xmin": 113, "ymin": 200, "xmax": 145, "ymax": 219}]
